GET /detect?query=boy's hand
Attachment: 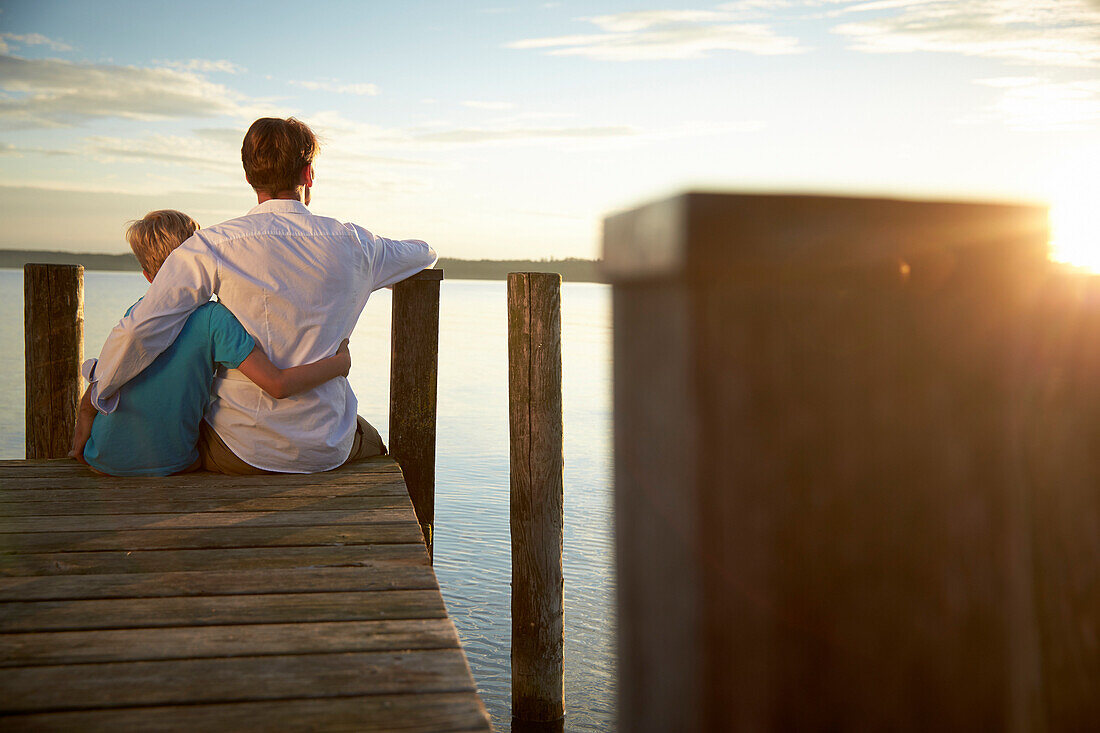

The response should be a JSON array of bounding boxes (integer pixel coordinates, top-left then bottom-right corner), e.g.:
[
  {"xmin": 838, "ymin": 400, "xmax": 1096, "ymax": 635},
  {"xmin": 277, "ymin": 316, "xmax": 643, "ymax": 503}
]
[
  {"xmin": 335, "ymin": 339, "xmax": 351, "ymax": 377},
  {"xmin": 69, "ymin": 388, "xmax": 97, "ymax": 466}
]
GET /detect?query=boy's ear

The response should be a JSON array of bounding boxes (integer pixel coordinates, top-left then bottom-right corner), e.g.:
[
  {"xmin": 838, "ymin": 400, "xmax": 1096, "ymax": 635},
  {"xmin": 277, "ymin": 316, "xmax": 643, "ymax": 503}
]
[
  {"xmin": 300, "ymin": 164, "xmax": 314, "ymax": 188},
  {"xmin": 142, "ymin": 270, "xmax": 154, "ymax": 283}
]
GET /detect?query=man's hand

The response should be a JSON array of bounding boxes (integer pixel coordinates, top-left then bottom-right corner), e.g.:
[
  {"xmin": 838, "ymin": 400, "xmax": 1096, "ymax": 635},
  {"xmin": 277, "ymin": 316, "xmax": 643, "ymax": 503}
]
[
  {"xmin": 334, "ymin": 339, "xmax": 351, "ymax": 377},
  {"xmin": 69, "ymin": 387, "xmax": 97, "ymax": 466}
]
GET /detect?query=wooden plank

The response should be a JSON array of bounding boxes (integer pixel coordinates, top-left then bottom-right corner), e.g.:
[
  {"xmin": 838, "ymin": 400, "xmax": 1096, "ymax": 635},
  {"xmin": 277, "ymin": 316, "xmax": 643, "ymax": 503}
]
[
  {"xmin": 24, "ymin": 264, "xmax": 84, "ymax": 460},
  {"xmin": 0, "ymin": 508, "xmax": 413, "ymax": 533},
  {"xmin": 0, "ymin": 692, "xmax": 491, "ymax": 732},
  {"xmin": 0, "ymin": 589, "xmax": 447, "ymax": 632},
  {"xmin": 0, "ymin": 649, "xmax": 478, "ymax": 712},
  {"xmin": 0, "ymin": 495, "xmax": 409, "ymax": 515},
  {"xmin": 0, "ymin": 456, "xmax": 400, "ymax": 477},
  {"xmin": 0, "ymin": 618, "xmax": 461, "ymax": 666},
  {"xmin": 0, "ymin": 544, "xmax": 427, "ymax": 576},
  {"xmin": 0, "ymin": 480, "xmax": 409, "ymax": 499},
  {"xmin": 0, "ymin": 463, "xmax": 405, "ymax": 491},
  {"xmin": 1, "ymin": 524, "xmax": 424, "ymax": 553},
  {"xmin": 0, "ymin": 565, "xmax": 438, "ymax": 602}
]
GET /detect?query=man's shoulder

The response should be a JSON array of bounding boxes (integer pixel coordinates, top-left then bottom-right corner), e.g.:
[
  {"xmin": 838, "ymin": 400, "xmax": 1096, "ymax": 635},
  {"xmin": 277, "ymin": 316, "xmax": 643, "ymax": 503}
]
[{"xmin": 203, "ymin": 208, "xmax": 354, "ymax": 242}]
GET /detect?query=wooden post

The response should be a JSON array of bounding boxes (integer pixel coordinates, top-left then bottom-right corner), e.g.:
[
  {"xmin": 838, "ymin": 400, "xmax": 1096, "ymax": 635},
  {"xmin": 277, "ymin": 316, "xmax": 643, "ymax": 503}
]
[
  {"xmin": 603, "ymin": 193, "xmax": 1059, "ymax": 731},
  {"xmin": 24, "ymin": 263, "xmax": 84, "ymax": 459},
  {"xmin": 389, "ymin": 268, "xmax": 443, "ymax": 561},
  {"xmin": 507, "ymin": 272, "xmax": 565, "ymax": 727}
]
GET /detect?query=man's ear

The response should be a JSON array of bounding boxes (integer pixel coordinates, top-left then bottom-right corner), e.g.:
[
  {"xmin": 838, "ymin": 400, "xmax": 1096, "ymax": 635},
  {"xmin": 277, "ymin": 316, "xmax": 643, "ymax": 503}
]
[
  {"xmin": 300, "ymin": 163, "xmax": 314, "ymax": 188},
  {"xmin": 143, "ymin": 270, "xmax": 154, "ymax": 283}
]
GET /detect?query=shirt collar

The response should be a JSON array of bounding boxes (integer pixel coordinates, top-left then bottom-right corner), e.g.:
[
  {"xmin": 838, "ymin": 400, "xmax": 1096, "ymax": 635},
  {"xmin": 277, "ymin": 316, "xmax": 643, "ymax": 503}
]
[{"xmin": 247, "ymin": 199, "xmax": 312, "ymax": 216}]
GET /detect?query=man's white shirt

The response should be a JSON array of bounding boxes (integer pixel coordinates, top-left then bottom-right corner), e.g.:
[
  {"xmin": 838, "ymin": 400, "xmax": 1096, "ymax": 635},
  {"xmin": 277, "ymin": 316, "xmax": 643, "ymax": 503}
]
[{"xmin": 83, "ymin": 199, "xmax": 437, "ymax": 473}]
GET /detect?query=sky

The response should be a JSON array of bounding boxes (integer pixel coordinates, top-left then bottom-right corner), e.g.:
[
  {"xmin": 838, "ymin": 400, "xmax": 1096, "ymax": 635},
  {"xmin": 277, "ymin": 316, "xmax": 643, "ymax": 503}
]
[{"xmin": 1, "ymin": 0, "xmax": 1099, "ymax": 264}]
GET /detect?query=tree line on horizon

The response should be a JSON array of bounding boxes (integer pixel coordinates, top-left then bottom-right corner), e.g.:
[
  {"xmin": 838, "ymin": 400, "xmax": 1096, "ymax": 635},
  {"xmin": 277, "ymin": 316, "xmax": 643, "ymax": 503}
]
[{"xmin": 0, "ymin": 250, "xmax": 606, "ymax": 283}]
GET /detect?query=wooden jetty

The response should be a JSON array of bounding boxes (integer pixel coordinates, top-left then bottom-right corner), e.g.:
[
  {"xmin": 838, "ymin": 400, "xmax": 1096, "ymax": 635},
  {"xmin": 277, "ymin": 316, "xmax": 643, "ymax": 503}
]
[
  {"xmin": 2, "ymin": 267, "xmax": 491, "ymax": 730},
  {"xmin": 0, "ymin": 458, "xmax": 490, "ymax": 730}
]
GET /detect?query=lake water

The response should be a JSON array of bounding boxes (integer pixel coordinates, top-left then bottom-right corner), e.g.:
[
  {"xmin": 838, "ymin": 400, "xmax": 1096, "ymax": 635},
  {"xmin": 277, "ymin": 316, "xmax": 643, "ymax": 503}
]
[{"xmin": 0, "ymin": 269, "xmax": 616, "ymax": 732}]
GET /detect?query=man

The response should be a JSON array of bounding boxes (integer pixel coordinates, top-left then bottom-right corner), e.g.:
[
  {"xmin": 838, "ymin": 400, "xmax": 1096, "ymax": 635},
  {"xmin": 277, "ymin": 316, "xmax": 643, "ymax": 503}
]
[{"xmin": 81, "ymin": 117, "xmax": 437, "ymax": 474}]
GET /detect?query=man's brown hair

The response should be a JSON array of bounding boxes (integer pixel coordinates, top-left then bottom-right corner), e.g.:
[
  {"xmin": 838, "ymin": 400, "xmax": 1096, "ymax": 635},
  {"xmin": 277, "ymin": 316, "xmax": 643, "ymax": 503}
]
[
  {"xmin": 126, "ymin": 210, "xmax": 199, "ymax": 277},
  {"xmin": 241, "ymin": 117, "xmax": 319, "ymax": 197}
]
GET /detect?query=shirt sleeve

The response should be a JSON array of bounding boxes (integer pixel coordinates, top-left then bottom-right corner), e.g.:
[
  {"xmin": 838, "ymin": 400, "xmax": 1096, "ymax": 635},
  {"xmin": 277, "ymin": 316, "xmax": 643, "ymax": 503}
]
[
  {"xmin": 205, "ymin": 303, "xmax": 256, "ymax": 369},
  {"xmin": 346, "ymin": 223, "xmax": 438, "ymax": 290},
  {"xmin": 86, "ymin": 232, "xmax": 220, "ymax": 412}
]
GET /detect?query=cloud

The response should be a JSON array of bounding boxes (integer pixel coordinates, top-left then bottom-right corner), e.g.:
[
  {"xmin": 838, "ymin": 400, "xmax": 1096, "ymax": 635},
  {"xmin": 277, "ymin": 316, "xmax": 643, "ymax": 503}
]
[
  {"xmin": 462, "ymin": 100, "xmax": 515, "ymax": 110},
  {"xmin": 0, "ymin": 53, "xmax": 264, "ymax": 129},
  {"xmin": 832, "ymin": 0, "xmax": 1100, "ymax": 67},
  {"xmin": 968, "ymin": 77, "xmax": 1100, "ymax": 131},
  {"xmin": 0, "ymin": 32, "xmax": 72, "ymax": 54},
  {"xmin": 155, "ymin": 59, "xmax": 245, "ymax": 74},
  {"xmin": 303, "ymin": 109, "xmax": 644, "ymax": 153},
  {"xmin": 973, "ymin": 75, "xmax": 1044, "ymax": 88},
  {"xmin": 507, "ymin": 9, "xmax": 806, "ymax": 60},
  {"xmin": 0, "ymin": 142, "xmax": 76, "ymax": 157},
  {"xmin": 410, "ymin": 125, "xmax": 638, "ymax": 143},
  {"xmin": 83, "ymin": 134, "xmax": 242, "ymax": 174},
  {"xmin": 290, "ymin": 79, "xmax": 380, "ymax": 96}
]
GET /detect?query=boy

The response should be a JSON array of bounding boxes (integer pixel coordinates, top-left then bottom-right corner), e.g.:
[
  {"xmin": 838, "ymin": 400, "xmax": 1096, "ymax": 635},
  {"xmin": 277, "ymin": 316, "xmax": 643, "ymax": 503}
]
[{"xmin": 70, "ymin": 209, "xmax": 351, "ymax": 476}]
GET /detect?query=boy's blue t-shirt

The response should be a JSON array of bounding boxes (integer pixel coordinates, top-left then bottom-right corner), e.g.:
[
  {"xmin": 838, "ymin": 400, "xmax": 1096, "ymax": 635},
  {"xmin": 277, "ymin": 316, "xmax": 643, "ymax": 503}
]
[{"xmin": 84, "ymin": 301, "xmax": 255, "ymax": 476}]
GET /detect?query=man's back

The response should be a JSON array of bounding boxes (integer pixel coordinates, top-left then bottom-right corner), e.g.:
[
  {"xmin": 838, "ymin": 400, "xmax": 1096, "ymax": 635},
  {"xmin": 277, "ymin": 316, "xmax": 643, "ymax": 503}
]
[{"xmin": 87, "ymin": 199, "xmax": 436, "ymax": 473}]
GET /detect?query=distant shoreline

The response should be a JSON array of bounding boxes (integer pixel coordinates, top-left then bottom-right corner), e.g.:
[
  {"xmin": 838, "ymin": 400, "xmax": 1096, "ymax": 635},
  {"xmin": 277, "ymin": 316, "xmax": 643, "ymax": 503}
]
[{"xmin": 0, "ymin": 250, "xmax": 606, "ymax": 283}]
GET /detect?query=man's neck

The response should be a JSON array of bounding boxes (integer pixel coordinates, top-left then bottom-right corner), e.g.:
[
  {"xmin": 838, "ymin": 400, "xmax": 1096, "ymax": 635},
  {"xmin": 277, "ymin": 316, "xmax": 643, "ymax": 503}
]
[{"xmin": 256, "ymin": 190, "xmax": 303, "ymax": 204}]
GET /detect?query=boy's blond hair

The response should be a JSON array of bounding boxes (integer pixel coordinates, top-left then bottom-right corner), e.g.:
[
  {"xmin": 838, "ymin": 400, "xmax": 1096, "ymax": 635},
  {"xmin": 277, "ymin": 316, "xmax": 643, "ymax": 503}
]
[{"xmin": 126, "ymin": 210, "xmax": 199, "ymax": 277}]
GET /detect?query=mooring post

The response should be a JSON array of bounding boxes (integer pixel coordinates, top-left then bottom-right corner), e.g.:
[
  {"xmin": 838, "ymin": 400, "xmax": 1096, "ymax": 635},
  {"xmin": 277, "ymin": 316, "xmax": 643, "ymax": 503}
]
[
  {"xmin": 24, "ymin": 263, "xmax": 84, "ymax": 459},
  {"xmin": 603, "ymin": 193, "xmax": 1061, "ymax": 731},
  {"xmin": 507, "ymin": 272, "xmax": 565, "ymax": 729},
  {"xmin": 389, "ymin": 268, "xmax": 443, "ymax": 561}
]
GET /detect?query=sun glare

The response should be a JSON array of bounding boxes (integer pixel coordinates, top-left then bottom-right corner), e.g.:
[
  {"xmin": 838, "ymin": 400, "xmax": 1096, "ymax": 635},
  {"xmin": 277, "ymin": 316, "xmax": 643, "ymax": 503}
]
[
  {"xmin": 1049, "ymin": 193, "xmax": 1100, "ymax": 273},
  {"xmin": 1046, "ymin": 155, "xmax": 1100, "ymax": 273}
]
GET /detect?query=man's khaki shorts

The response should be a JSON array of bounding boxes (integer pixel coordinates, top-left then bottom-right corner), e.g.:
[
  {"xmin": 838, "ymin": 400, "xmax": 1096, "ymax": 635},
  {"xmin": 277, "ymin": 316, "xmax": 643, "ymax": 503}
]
[{"xmin": 198, "ymin": 416, "xmax": 386, "ymax": 475}]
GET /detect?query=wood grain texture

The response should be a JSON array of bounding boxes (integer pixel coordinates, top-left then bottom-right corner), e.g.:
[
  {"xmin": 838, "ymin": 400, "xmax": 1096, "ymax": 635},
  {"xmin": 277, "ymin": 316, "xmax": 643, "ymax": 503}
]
[
  {"xmin": 0, "ymin": 590, "xmax": 447, "ymax": 631},
  {"xmin": 0, "ymin": 456, "xmax": 401, "ymax": 480},
  {"xmin": 604, "ymin": 192, "xmax": 1070, "ymax": 732},
  {"xmin": 23, "ymin": 264, "xmax": 83, "ymax": 460},
  {"xmin": 611, "ymin": 280, "xmax": 702, "ymax": 733},
  {"xmin": 0, "ymin": 565, "xmax": 438, "ymax": 601},
  {"xmin": 0, "ymin": 524, "xmax": 424, "ymax": 553},
  {"xmin": 0, "ymin": 460, "xmax": 490, "ymax": 730},
  {"xmin": 0, "ymin": 543, "xmax": 428, "ymax": 576},
  {"xmin": 0, "ymin": 509, "xmax": 413, "ymax": 533},
  {"xmin": 1011, "ymin": 273, "xmax": 1100, "ymax": 730},
  {"xmin": 0, "ymin": 693, "xmax": 489, "ymax": 733},
  {"xmin": 389, "ymin": 269, "xmax": 442, "ymax": 559},
  {"xmin": 0, "ymin": 618, "xmax": 461, "ymax": 666},
  {"xmin": 0, "ymin": 649, "xmax": 477, "ymax": 712},
  {"xmin": 0, "ymin": 494, "xmax": 409, "ymax": 515},
  {"xmin": 507, "ymin": 272, "xmax": 564, "ymax": 723}
]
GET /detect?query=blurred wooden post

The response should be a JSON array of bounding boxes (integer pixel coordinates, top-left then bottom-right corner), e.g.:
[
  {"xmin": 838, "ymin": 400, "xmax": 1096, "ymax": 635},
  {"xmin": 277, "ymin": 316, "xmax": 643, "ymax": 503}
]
[
  {"xmin": 389, "ymin": 268, "xmax": 443, "ymax": 561},
  {"xmin": 603, "ymin": 193, "xmax": 1060, "ymax": 731},
  {"xmin": 24, "ymin": 263, "xmax": 84, "ymax": 459},
  {"xmin": 508, "ymin": 272, "xmax": 565, "ymax": 727}
]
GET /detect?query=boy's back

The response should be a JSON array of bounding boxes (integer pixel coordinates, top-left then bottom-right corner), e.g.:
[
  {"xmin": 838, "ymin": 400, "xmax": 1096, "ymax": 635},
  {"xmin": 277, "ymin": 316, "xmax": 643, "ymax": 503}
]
[{"xmin": 83, "ymin": 301, "xmax": 253, "ymax": 476}]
